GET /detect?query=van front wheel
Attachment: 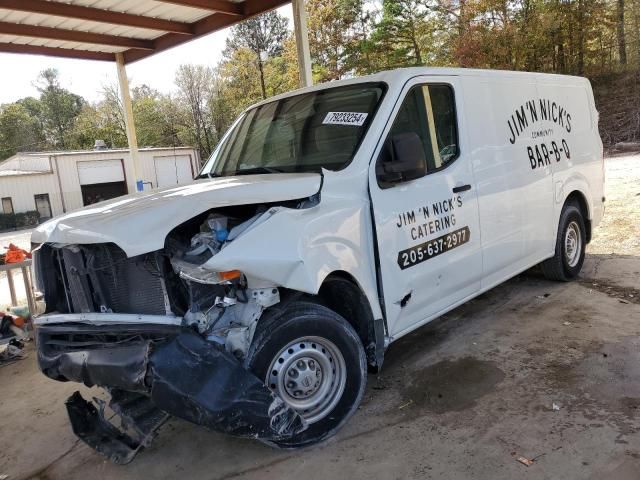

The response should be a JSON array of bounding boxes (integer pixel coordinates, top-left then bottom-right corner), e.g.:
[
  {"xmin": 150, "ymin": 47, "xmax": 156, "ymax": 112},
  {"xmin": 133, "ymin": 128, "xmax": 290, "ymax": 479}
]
[
  {"xmin": 246, "ymin": 301, "xmax": 367, "ymax": 448},
  {"xmin": 541, "ymin": 203, "xmax": 586, "ymax": 281}
]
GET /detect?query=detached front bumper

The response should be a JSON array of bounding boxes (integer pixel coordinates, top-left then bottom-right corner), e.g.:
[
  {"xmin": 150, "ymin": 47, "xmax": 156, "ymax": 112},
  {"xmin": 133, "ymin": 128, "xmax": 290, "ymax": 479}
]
[{"xmin": 36, "ymin": 318, "xmax": 306, "ymax": 463}]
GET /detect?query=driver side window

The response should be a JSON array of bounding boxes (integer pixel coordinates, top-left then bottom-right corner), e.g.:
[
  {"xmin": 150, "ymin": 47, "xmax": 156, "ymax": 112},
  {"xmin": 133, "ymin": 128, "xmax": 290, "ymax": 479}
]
[{"xmin": 377, "ymin": 84, "xmax": 459, "ymax": 184}]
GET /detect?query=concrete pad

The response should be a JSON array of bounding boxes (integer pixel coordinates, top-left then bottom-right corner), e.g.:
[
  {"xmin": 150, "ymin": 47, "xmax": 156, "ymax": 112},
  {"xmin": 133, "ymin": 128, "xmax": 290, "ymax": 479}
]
[{"xmin": 2, "ymin": 255, "xmax": 640, "ymax": 480}]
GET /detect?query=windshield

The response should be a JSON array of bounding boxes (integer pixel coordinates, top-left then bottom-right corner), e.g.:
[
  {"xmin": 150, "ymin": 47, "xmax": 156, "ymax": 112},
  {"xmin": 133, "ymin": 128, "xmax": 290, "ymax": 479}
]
[{"xmin": 199, "ymin": 83, "xmax": 385, "ymax": 177}]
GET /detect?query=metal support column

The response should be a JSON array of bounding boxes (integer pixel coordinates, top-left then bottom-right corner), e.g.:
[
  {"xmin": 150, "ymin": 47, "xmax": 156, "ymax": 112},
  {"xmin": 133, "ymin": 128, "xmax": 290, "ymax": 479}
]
[
  {"xmin": 115, "ymin": 52, "xmax": 143, "ymax": 192},
  {"xmin": 292, "ymin": 0, "xmax": 312, "ymax": 88}
]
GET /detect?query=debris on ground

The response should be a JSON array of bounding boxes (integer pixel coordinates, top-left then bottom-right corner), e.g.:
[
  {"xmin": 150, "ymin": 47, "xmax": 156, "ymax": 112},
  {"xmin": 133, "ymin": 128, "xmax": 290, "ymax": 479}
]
[
  {"xmin": 563, "ymin": 321, "xmax": 572, "ymax": 326},
  {"xmin": 398, "ymin": 400, "xmax": 414, "ymax": 410},
  {"xmin": 516, "ymin": 456, "xmax": 534, "ymax": 467},
  {"xmin": 552, "ymin": 403, "xmax": 561, "ymax": 411},
  {"xmin": 0, "ymin": 339, "xmax": 26, "ymax": 364},
  {"xmin": 0, "ymin": 312, "xmax": 29, "ymax": 341},
  {"xmin": 536, "ymin": 293, "xmax": 551, "ymax": 299}
]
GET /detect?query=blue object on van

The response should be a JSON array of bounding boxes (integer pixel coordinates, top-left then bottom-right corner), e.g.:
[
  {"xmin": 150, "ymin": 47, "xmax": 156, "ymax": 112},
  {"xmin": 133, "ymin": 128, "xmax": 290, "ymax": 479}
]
[{"xmin": 216, "ymin": 229, "xmax": 229, "ymax": 242}]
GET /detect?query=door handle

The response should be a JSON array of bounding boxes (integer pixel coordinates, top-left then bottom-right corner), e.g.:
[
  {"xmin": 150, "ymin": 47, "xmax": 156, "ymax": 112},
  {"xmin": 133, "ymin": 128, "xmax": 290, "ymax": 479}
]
[{"xmin": 452, "ymin": 184, "xmax": 472, "ymax": 193}]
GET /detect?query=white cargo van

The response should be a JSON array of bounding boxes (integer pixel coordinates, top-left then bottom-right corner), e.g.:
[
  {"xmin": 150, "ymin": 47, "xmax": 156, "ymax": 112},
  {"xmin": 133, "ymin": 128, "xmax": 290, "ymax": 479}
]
[{"xmin": 31, "ymin": 67, "xmax": 604, "ymax": 462}]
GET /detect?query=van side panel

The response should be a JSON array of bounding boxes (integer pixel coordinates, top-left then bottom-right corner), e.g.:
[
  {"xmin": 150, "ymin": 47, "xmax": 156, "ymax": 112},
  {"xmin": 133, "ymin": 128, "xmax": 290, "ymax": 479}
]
[
  {"xmin": 536, "ymin": 77, "xmax": 604, "ymax": 239},
  {"xmin": 464, "ymin": 75, "xmax": 556, "ymax": 288}
]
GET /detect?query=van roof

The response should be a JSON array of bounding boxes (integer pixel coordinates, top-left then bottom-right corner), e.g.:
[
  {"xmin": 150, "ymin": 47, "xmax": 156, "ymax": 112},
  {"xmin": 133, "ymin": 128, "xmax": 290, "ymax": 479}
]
[{"xmin": 253, "ymin": 67, "xmax": 590, "ymax": 108}]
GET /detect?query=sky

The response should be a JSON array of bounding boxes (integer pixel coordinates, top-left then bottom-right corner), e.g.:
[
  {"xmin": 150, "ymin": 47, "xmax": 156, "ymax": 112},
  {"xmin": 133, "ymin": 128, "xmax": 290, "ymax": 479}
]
[{"xmin": 0, "ymin": 5, "xmax": 292, "ymax": 104}]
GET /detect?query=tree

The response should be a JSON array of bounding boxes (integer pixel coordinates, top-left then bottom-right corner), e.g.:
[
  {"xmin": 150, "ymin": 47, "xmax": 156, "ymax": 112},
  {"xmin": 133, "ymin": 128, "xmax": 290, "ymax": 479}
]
[
  {"xmin": 306, "ymin": 0, "xmax": 363, "ymax": 81},
  {"xmin": 0, "ymin": 103, "xmax": 45, "ymax": 159},
  {"xmin": 617, "ymin": 0, "xmax": 627, "ymax": 65},
  {"xmin": 175, "ymin": 64, "xmax": 214, "ymax": 158},
  {"xmin": 372, "ymin": 0, "xmax": 433, "ymax": 67},
  {"xmin": 225, "ymin": 11, "xmax": 289, "ymax": 99},
  {"xmin": 35, "ymin": 68, "xmax": 84, "ymax": 148}
]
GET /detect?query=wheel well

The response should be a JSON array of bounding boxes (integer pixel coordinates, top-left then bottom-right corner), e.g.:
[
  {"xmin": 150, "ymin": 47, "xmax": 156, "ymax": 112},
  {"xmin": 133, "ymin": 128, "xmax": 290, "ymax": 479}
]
[
  {"xmin": 317, "ymin": 272, "xmax": 384, "ymax": 369},
  {"xmin": 565, "ymin": 191, "xmax": 592, "ymax": 243}
]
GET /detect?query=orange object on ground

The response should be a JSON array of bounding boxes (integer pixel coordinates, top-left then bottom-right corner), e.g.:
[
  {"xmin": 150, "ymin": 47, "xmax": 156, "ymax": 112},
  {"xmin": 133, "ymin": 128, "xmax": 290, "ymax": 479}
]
[
  {"xmin": 11, "ymin": 316, "xmax": 26, "ymax": 328},
  {"xmin": 3, "ymin": 243, "xmax": 31, "ymax": 263}
]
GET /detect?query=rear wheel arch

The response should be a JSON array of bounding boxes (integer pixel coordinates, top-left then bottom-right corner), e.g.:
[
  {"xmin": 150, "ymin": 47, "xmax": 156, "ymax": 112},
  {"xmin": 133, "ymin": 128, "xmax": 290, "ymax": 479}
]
[{"xmin": 564, "ymin": 190, "xmax": 592, "ymax": 243}]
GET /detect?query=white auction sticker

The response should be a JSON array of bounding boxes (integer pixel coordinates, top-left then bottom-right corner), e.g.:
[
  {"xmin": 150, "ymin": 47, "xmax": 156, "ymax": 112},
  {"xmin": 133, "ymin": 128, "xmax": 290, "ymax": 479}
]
[{"xmin": 322, "ymin": 111, "xmax": 368, "ymax": 126}]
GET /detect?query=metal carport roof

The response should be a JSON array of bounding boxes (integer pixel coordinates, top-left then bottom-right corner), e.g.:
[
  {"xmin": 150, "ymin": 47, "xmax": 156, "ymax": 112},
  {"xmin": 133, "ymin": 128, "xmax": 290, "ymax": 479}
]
[
  {"xmin": 0, "ymin": 0, "xmax": 313, "ymax": 193},
  {"xmin": 0, "ymin": 0, "xmax": 291, "ymax": 64}
]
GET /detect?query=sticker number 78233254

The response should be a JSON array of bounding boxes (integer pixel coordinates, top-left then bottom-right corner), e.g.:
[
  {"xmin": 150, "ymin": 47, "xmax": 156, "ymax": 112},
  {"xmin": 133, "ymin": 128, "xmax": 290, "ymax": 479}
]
[{"xmin": 397, "ymin": 227, "xmax": 470, "ymax": 270}]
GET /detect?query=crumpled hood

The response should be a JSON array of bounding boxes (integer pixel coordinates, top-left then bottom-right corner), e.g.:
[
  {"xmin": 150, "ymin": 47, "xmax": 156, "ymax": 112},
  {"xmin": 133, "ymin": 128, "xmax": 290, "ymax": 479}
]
[{"xmin": 32, "ymin": 173, "xmax": 321, "ymax": 257}]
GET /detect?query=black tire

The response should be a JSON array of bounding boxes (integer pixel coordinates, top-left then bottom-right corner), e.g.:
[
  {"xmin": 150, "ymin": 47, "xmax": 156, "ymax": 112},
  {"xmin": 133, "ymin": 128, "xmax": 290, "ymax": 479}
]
[
  {"xmin": 246, "ymin": 300, "xmax": 367, "ymax": 448},
  {"xmin": 541, "ymin": 202, "xmax": 586, "ymax": 281}
]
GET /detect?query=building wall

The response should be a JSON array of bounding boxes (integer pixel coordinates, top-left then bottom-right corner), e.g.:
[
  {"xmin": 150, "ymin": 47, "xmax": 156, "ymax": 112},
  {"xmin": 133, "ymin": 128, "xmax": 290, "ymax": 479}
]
[
  {"xmin": 0, "ymin": 171, "xmax": 63, "ymax": 216},
  {"xmin": 0, "ymin": 147, "xmax": 198, "ymax": 217}
]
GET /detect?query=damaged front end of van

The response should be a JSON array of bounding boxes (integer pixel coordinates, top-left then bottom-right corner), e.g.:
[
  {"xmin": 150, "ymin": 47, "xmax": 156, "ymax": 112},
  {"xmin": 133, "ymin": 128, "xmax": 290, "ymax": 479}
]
[{"xmin": 30, "ymin": 174, "xmax": 333, "ymax": 464}]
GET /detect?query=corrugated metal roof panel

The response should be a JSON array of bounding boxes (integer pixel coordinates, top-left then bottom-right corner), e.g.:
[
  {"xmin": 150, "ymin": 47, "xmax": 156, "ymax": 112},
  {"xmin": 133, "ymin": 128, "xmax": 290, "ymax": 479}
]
[
  {"xmin": 0, "ymin": 9, "xmax": 166, "ymax": 40},
  {"xmin": 73, "ymin": 0, "xmax": 221, "ymax": 23},
  {"xmin": 0, "ymin": 0, "xmax": 291, "ymax": 63}
]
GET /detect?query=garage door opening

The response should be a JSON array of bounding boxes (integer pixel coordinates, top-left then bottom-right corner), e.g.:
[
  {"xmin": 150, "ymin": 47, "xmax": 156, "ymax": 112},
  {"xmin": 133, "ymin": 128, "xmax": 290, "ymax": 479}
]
[
  {"xmin": 77, "ymin": 159, "xmax": 128, "ymax": 206},
  {"xmin": 81, "ymin": 182, "xmax": 128, "ymax": 206}
]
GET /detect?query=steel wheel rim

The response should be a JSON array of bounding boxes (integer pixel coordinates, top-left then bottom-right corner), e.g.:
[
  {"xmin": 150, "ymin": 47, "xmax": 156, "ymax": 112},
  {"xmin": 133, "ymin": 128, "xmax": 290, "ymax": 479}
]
[
  {"xmin": 267, "ymin": 336, "xmax": 346, "ymax": 424},
  {"xmin": 564, "ymin": 221, "xmax": 582, "ymax": 268}
]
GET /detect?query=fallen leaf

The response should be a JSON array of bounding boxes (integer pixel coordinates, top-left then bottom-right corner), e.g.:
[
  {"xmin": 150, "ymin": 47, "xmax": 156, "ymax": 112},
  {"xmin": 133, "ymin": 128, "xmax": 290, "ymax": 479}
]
[{"xmin": 517, "ymin": 456, "xmax": 534, "ymax": 467}]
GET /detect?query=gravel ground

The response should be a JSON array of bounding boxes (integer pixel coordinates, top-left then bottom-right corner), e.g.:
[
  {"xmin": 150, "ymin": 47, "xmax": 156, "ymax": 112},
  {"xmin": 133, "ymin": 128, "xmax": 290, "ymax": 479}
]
[{"xmin": 588, "ymin": 154, "xmax": 640, "ymax": 256}]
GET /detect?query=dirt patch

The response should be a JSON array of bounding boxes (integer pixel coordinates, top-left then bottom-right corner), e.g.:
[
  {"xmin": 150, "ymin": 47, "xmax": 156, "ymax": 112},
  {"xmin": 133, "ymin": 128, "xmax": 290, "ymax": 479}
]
[
  {"xmin": 578, "ymin": 278, "xmax": 640, "ymax": 305},
  {"xmin": 588, "ymin": 155, "xmax": 640, "ymax": 256},
  {"xmin": 401, "ymin": 357, "xmax": 505, "ymax": 414}
]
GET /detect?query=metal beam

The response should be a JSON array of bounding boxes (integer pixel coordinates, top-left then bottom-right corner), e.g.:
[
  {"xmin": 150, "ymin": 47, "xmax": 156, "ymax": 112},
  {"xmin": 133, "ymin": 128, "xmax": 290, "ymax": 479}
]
[
  {"xmin": 0, "ymin": 0, "xmax": 194, "ymax": 34},
  {"xmin": 124, "ymin": 0, "xmax": 289, "ymax": 64},
  {"xmin": 115, "ymin": 53, "xmax": 143, "ymax": 192},
  {"xmin": 292, "ymin": 0, "xmax": 312, "ymax": 88},
  {"xmin": 153, "ymin": 0, "xmax": 243, "ymax": 15},
  {"xmin": 0, "ymin": 21, "xmax": 155, "ymax": 50},
  {"xmin": 0, "ymin": 42, "xmax": 115, "ymax": 61}
]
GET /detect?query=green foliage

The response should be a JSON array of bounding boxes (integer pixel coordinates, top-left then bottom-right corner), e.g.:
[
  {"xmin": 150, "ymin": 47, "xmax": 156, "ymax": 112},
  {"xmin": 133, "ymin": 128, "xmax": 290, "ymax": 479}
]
[
  {"xmin": 35, "ymin": 68, "xmax": 84, "ymax": 148},
  {"xmin": 0, "ymin": 102, "xmax": 45, "ymax": 158},
  {"xmin": 0, "ymin": 211, "xmax": 40, "ymax": 231},
  {"xmin": 0, "ymin": 3, "xmax": 637, "ymax": 162},
  {"xmin": 225, "ymin": 10, "xmax": 289, "ymax": 99}
]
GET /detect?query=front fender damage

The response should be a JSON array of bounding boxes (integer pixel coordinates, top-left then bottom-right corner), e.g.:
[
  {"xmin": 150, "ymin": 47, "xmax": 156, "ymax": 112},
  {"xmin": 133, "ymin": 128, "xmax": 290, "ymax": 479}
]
[{"xmin": 59, "ymin": 332, "xmax": 306, "ymax": 464}]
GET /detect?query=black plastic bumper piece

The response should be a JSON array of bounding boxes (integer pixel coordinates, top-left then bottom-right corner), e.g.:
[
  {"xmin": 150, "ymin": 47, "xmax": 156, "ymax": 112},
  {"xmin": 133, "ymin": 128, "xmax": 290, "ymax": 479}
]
[
  {"xmin": 149, "ymin": 333, "xmax": 306, "ymax": 440},
  {"xmin": 40, "ymin": 327, "xmax": 306, "ymax": 462},
  {"xmin": 66, "ymin": 391, "xmax": 168, "ymax": 465}
]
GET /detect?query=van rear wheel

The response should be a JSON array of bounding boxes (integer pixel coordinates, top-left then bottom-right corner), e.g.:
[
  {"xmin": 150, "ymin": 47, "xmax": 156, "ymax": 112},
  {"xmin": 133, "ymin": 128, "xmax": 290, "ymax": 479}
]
[
  {"xmin": 541, "ymin": 203, "xmax": 586, "ymax": 281},
  {"xmin": 246, "ymin": 301, "xmax": 367, "ymax": 448}
]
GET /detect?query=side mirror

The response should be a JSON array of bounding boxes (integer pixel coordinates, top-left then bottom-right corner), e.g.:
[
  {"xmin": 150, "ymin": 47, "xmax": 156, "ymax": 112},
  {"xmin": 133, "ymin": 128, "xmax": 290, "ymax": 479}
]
[{"xmin": 377, "ymin": 132, "xmax": 428, "ymax": 184}]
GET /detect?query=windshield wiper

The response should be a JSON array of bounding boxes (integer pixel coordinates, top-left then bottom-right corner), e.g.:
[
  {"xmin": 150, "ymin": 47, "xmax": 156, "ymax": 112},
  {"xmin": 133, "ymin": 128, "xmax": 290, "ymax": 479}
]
[{"xmin": 232, "ymin": 166, "xmax": 285, "ymax": 175}]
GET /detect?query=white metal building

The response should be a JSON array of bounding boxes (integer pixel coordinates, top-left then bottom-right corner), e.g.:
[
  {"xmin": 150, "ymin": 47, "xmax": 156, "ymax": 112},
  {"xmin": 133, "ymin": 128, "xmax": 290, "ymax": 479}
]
[{"xmin": 0, "ymin": 147, "xmax": 198, "ymax": 220}]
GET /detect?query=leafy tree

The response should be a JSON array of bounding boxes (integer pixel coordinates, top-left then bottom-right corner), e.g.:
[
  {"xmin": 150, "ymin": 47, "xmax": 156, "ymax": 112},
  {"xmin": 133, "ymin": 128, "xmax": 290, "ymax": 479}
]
[
  {"xmin": 175, "ymin": 64, "xmax": 214, "ymax": 158},
  {"xmin": 306, "ymin": 0, "xmax": 363, "ymax": 81},
  {"xmin": 225, "ymin": 11, "xmax": 289, "ymax": 99},
  {"xmin": 372, "ymin": 0, "xmax": 433, "ymax": 67},
  {"xmin": 0, "ymin": 103, "xmax": 45, "ymax": 159},
  {"xmin": 35, "ymin": 68, "xmax": 84, "ymax": 148}
]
